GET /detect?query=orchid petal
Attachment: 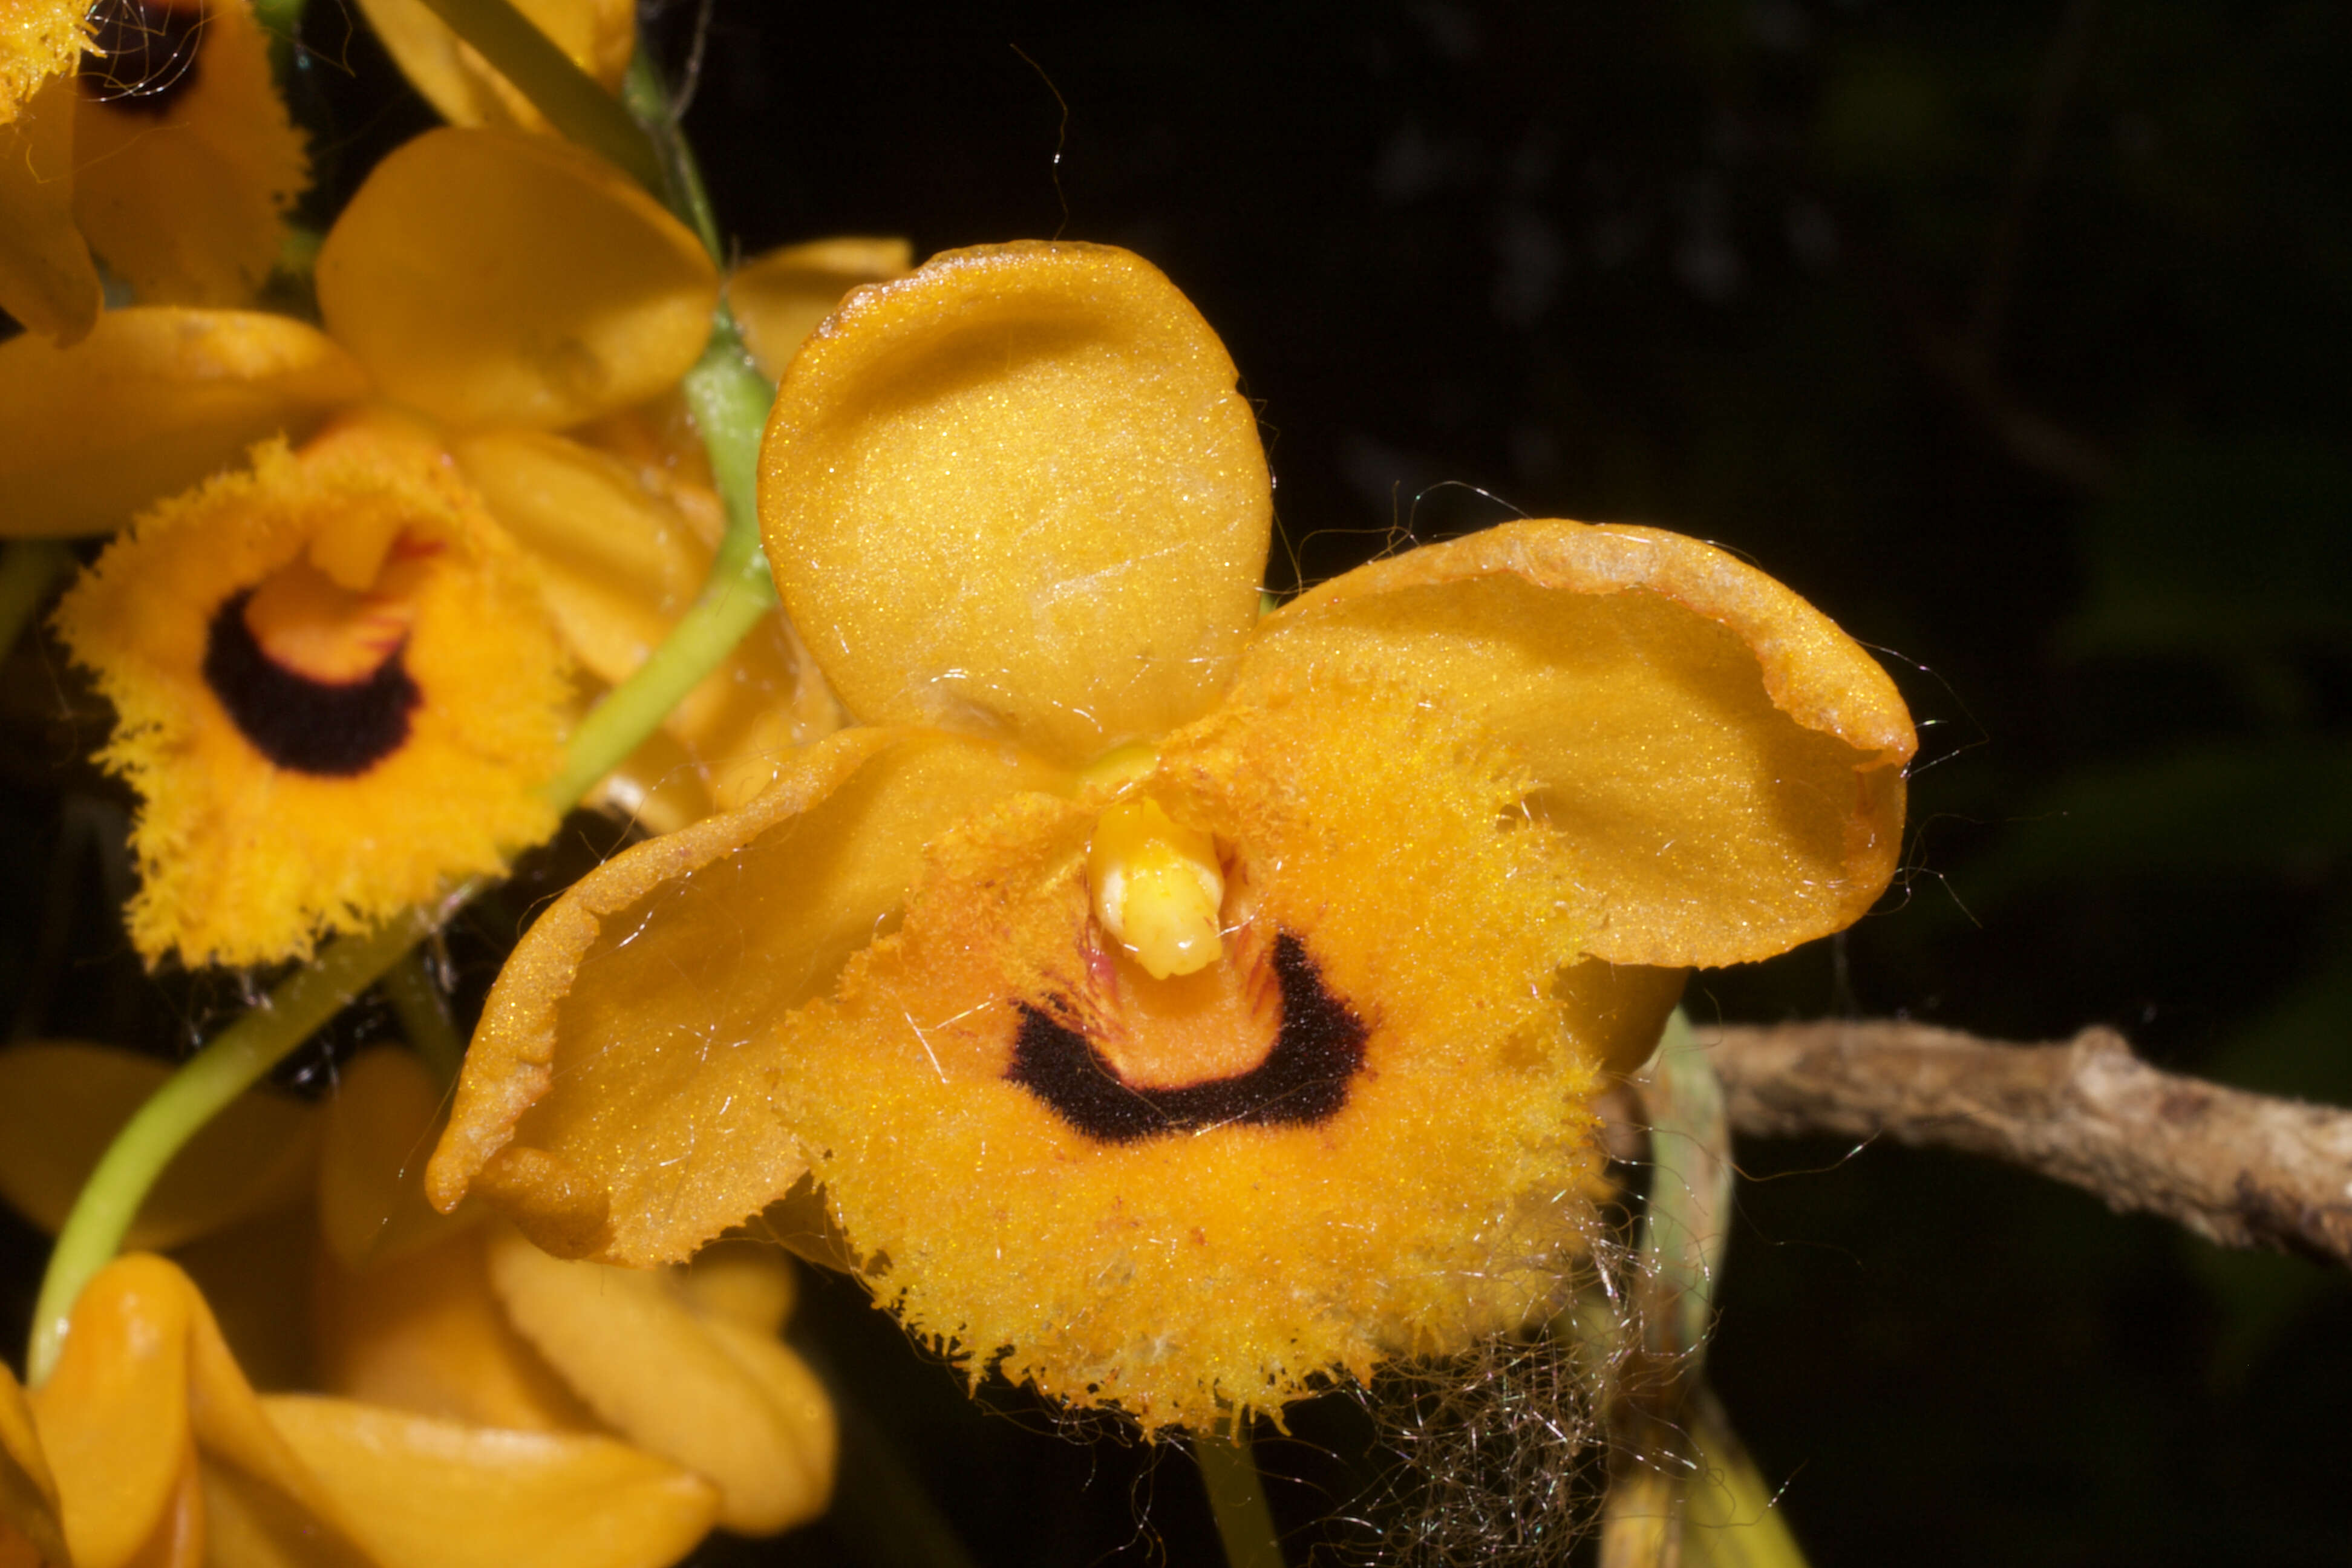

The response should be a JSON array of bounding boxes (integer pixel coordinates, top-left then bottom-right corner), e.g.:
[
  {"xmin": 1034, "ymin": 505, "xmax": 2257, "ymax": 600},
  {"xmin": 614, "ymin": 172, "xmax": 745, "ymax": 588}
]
[
  {"xmin": 351, "ymin": 0, "xmax": 633, "ymax": 136},
  {"xmin": 0, "ymin": 1042, "xmax": 316, "ymax": 1251},
  {"xmin": 71, "ymin": 0, "xmax": 307, "ymax": 308},
  {"xmin": 30, "ymin": 1257, "xmax": 243, "ymax": 1568},
  {"xmin": 486, "ymin": 1228, "xmax": 834, "ymax": 1534},
  {"xmin": 253, "ymin": 1397, "xmax": 716, "ymax": 1568},
  {"xmin": 0, "ymin": 308, "xmax": 369, "ymax": 537},
  {"xmin": 759, "ymin": 241, "xmax": 1271, "ymax": 763},
  {"xmin": 1233, "ymin": 520, "xmax": 1915, "ymax": 967},
  {"xmin": 0, "ymin": 72, "xmax": 100, "ymax": 345},
  {"xmin": 1, "ymin": 1359, "xmax": 70, "ymax": 1568},
  {"xmin": 316, "ymin": 128, "xmax": 717, "ymax": 431},
  {"xmin": 429, "ymin": 727, "xmax": 1066, "ymax": 1263},
  {"xmin": 313, "ymin": 1224, "xmax": 598, "ymax": 1435},
  {"xmin": 316, "ymin": 1048, "xmax": 470, "ymax": 1271},
  {"xmin": 727, "ymin": 236, "xmax": 912, "ymax": 381}
]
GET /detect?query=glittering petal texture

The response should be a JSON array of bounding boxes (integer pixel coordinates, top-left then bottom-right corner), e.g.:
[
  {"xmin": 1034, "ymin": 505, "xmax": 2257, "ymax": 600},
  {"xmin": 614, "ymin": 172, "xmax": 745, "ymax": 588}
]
[
  {"xmin": 52, "ymin": 419, "xmax": 568, "ymax": 968},
  {"xmin": 316, "ymin": 127, "xmax": 717, "ymax": 431},
  {"xmin": 759, "ymin": 241, "xmax": 1272, "ymax": 765},
  {"xmin": 0, "ymin": 0, "xmax": 84, "ymax": 120},
  {"xmin": 0, "ymin": 307, "xmax": 371, "ymax": 537}
]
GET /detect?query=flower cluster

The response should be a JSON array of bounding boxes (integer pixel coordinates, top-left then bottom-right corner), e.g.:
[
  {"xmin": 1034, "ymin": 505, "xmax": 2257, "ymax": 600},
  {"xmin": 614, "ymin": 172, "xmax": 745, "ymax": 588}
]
[{"xmin": 5, "ymin": 1, "xmax": 1916, "ymax": 1561}]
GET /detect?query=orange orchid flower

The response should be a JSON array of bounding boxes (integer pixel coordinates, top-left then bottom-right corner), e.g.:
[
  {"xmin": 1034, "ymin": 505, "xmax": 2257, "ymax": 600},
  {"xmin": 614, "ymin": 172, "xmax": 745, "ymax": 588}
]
[{"xmin": 426, "ymin": 241, "xmax": 1916, "ymax": 1432}]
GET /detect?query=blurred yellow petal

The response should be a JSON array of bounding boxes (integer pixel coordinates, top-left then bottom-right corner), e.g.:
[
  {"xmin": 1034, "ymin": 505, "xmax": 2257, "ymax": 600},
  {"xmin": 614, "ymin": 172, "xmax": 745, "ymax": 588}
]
[
  {"xmin": 316, "ymin": 1046, "xmax": 471, "ymax": 1269},
  {"xmin": 0, "ymin": 307, "xmax": 370, "ymax": 537},
  {"xmin": 677, "ymin": 1239, "xmax": 795, "ymax": 1336},
  {"xmin": 727, "ymin": 235, "xmax": 912, "ymax": 382},
  {"xmin": 71, "ymin": 0, "xmax": 309, "ymax": 307},
  {"xmin": 429, "ymin": 727, "xmax": 1065, "ymax": 1263},
  {"xmin": 1233, "ymin": 520, "xmax": 1915, "ymax": 967},
  {"xmin": 52, "ymin": 419, "xmax": 569, "ymax": 967},
  {"xmin": 30, "ymin": 1257, "xmax": 208, "ymax": 1568},
  {"xmin": 257, "ymin": 1396, "xmax": 716, "ymax": 1568},
  {"xmin": 316, "ymin": 127, "xmax": 717, "ymax": 431},
  {"xmin": 456, "ymin": 428, "xmax": 710, "ymax": 687},
  {"xmin": 0, "ymin": 71, "xmax": 100, "ymax": 344},
  {"xmin": 759, "ymin": 240, "xmax": 1271, "ymax": 764},
  {"xmin": 200, "ymin": 1462, "xmax": 376, "ymax": 1568},
  {"xmin": 352, "ymin": 0, "xmax": 632, "ymax": 134},
  {"xmin": 314, "ymin": 1223, "xmax": 599, "ymax": 1434},
  {"xmin": 486, "ymin": 1228, "xmax": 835, "ymax": 1534},
  {"xmin": 1, "ymin": 1359, "xmax": 70, "ymax": 1568},
  {"xmin": 457, "ymin": 426, "xmax": 842, "ymax": 826},
  {"xmin": 0, "ymin": 1041, "xmax": 316, "ymax": 1250}
]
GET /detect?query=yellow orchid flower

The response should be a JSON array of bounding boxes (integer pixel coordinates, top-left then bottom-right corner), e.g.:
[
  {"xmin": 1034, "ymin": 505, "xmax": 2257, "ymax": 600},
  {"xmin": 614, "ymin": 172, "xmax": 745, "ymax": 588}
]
[
  {"xmin": 11, "ymin": 123, "xmax": 781, "ymax": 965},
  {"xmin": 1, "ymin": 0, "xmax": 308, "ymax": 342},
  {"xmin": 0, "ymin": 1041, "xmax": 837, "ymax": 1564},
  {"xmin": 52, "ymin": 410, "xmax": 574, "ymax": 969},
  {"xmin": 3, "ymin": 122, "xmax": 719, "ymax": 538},
  {"xmin": 427, "ymin": 241, "xmax": 1918, "ymax": 1433}
]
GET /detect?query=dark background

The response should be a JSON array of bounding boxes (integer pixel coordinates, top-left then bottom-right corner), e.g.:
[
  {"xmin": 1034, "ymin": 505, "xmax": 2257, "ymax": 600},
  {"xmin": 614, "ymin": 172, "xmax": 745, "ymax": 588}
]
[{"xmin": 10, "ymin": 1, "xmax": 2352, "ymax": 1563}]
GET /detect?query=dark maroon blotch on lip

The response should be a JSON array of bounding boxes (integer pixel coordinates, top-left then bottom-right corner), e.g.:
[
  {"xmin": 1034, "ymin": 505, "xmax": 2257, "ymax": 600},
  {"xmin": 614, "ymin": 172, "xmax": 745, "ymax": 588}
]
[
  {"xmin": 1007, "ymin": 931, "xmax": 1368, "ymax": 1143},
  {"xmin": 202, "ymin": 588, "xmax": 420, "ymax": 777}
]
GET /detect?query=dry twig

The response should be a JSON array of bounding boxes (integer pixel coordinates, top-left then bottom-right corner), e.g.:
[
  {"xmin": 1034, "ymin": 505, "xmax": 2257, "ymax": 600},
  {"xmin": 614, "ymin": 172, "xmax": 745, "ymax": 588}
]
[{"xmin": 1704, "ymin": 1019, "xmax": 2352, "ymax": 1268}]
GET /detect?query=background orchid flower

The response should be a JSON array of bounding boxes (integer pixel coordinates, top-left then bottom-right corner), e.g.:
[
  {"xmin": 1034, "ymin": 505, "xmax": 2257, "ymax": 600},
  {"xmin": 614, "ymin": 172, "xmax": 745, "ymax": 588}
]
[
  {"xmin": 9, "ymin": 123, "xmax": 758, "ymax": 965},
  {"xmin": 1, "ymin": 0, "xmax": 308, "ymax": 343},
  {"xmin": 1, "ymin": 122, "xmax": 718, "ymax": 538},
  {"xmin": 52, "ymin": 410, "xmax": 574, "ymax": 968},
  {"xmin": 0, "ymin": 1040, "xmax": 837, "ymax": 1563},
  {"xmin": 429, "ymin": 241, "xmax": 1916, "ymax": 1432},
  {"xmin": 352, "ymin": 0, "xmax": 633, "ymax": 139}
]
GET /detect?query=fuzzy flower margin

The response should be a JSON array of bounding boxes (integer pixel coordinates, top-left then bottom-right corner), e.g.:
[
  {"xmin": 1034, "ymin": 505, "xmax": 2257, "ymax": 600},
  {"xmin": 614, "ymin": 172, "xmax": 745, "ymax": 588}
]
[
  {"xmin": 430, "ymin": 243, "xmax": 1918, "ymax": 1432},
  {"xmin": 53, "ymin": 416, "xmax": 569, "ymax": 968}
]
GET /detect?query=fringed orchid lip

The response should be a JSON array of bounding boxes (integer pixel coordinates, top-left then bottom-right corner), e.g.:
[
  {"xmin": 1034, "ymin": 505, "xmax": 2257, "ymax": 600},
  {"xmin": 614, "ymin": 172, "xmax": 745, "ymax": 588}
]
[
  {"xmin": 53, "ymin": 417, "xmax": 570, "ymax": 970},
  {"xmin": 433, "ymin": 241, "xmax": 1918, "ymax": 1432}
]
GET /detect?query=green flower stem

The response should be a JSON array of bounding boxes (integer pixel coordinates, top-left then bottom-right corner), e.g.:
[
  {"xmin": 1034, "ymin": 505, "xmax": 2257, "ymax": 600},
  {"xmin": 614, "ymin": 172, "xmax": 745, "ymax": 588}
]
[
  {"xmin": 540, "ymin": 542, "xmax": 773, "ymax": 814},
  {"xmin": 1596, "ymin": 1011, "xmax": 1813, "ymax": 1568},
  {"xmin": 410, "ymin": 0, "xmax": 662, "ymax": 191},
  {"xmin": 621, "ymin": 51, "xmax": 724, "ymax": 263},
  {"xmin": 27, "ymin": 908, "xmax": 434, "ymax": 1382},
  {"xmin": 381, "ymin": 945, "xmax": 466, "ymax": 1089},
  {"xmin": 542, "ymin": 312, "xmax": 774, "ymax": 811},
  {"xmin": 0, "ymin": 540, "xmax": 73, "ymax": 665},
  {"xmin": 1198, "ymin": 1431, "xmax": 1284, "ymax": 1568},
  {"xmin": 1635, "ymin": 1008, "xmax": 1730, "ymax": 1359}
]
